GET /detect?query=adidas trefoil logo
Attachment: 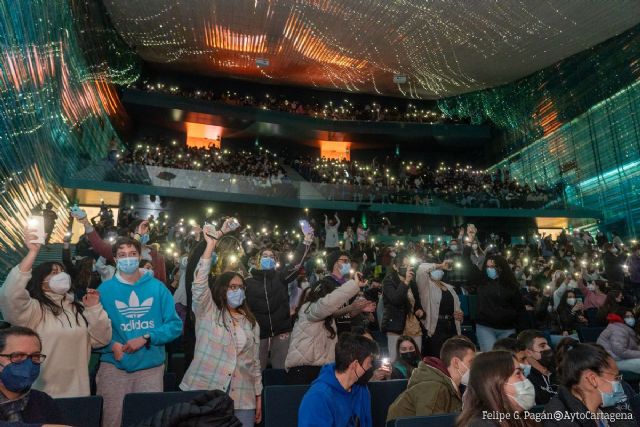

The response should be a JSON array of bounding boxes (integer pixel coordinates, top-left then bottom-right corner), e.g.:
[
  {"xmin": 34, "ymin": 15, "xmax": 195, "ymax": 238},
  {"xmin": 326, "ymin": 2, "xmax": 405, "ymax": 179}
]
[{"xmin": 115, "ymin": 291, "xmax": 153, "ymax": 319}]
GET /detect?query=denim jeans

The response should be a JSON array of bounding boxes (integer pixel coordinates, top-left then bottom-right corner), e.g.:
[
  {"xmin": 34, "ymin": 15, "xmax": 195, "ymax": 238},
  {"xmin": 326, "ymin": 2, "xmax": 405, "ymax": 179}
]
[
  {"xmin": 235, "ymin": 409, "xmax": 256, "ymax": 427},
  {"xmin": 475, "ymin": 324, "xmax": 516, "ymax": 352}
]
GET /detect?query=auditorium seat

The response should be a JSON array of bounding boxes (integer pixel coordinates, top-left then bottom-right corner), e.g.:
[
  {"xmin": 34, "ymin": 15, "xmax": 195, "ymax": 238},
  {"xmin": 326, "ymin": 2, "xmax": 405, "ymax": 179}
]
[
  {"xmin": 368, "ymin": 379, "xmax": 408, "ymax": 427},
  {"xmin": 263, "ymin": 384, "xmax": 309, "ymax": 427},
  {"xmin": 55, "ymin": 395, "xmax": 103, "ymax": 427},
  {"xmin": 577, "ymin": 326, "xmax": 605, "ymax": 343},
  {"xmin": 121, "ymin": 390, "xmax": 203, "ymax": 426},
  {"xmin": 262, "ymin": 368, "xmax": 287, "ymax": 386},
  {"xmin": 386, "ymin": 412, "xmax": 458, "ymax": 427}
]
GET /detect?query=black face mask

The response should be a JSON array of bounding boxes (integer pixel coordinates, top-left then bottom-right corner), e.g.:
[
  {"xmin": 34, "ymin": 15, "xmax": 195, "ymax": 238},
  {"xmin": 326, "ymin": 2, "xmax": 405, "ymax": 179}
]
[
  {"xmin": 355, "ymin": 363, "xmax": 375, "ymax": 385},
  {"xmin": 538, "ymin": 349, "xmax": 555, "ymax": 370},
  {"xmin": 399, "ymin": 351, "xmax": 419, "ymax": 367}
]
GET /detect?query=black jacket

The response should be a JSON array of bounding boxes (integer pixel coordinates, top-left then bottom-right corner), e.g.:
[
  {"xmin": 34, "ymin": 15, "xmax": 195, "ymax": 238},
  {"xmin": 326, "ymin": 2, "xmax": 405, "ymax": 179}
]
[
  {"xmin": 246, "ymin": 242, "xmax": 310, "ymax": 339},
  {"xmin": 381, "ymin": 271, "xmax": 422, "ymax": 334},
  {"xmin": 0, "ymin": 389, "xmax": 63, "ymax": 425},
  {"xmin": 528, "ymin": 366, "xmax": 557, "ymax": 405},
  {"xmin": 476, "ymin": 278, "xmax": 524, "ymax": 330},
  {"xmin": 544, "ymin": 385, "xmax": 636, "ymax": 427},
  {"xmin": 134, "ymin": 390, "xmax": 242, "ymax": 427}
]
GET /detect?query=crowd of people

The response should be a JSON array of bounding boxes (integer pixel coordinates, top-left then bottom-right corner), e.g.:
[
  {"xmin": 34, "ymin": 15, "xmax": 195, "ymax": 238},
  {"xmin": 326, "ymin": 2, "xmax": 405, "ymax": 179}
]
[
  {"xmin": 137, "ymin": 81, "xmax": 465, "ymax": 124},
  {"xmin": 292, "ymin": 156, "xmax": 564, "ymax": 208},
  {"xmin": 2, "ymin": 202, "xmax": 640, "ymax": 426}
]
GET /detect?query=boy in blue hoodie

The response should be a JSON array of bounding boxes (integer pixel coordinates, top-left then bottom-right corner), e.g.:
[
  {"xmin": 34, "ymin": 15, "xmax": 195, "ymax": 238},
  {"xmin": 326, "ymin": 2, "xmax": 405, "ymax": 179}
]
[
  {"xmin": 298, "ymin": 333, "xmax": 378, "ymax": 427},
  {"xmin": 96, "ymin": 238, "xmax": 182, "ymax": 427}
]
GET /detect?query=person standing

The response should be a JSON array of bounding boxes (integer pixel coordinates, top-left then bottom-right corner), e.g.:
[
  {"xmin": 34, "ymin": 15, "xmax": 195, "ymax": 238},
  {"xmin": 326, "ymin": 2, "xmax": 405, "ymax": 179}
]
[
  {"xmin": 181, "ymin": 226, "xmax": 262, "ymax": 427},
  {"xmin": 324, "ymin": 213, "xmax": 340, "ymax": 251},
  {"xmin": 245, "ymin": 224, "xmax": 313, "ymax": 370},
  {"xmin": 42, "ymin": 202, "xmax": 57, "ymax": 245},
  {"xmin": 0, "ymin": 227, "xmax": 111, "ymax": 398},
  {"xmin": 96, "ymin": 237, "xmax": 182, "ymax": 427}
]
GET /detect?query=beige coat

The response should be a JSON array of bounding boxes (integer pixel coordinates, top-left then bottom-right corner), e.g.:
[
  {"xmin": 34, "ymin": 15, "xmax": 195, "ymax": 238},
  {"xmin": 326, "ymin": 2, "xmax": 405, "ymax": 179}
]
[
  {"xmin": 415, "ymin": 263, "xmax": 461, "ymax": 337},
  {"xmin": 0, "ymin": 266, "xmax": 112, "ymax": 397},
  {"xmin": 285, "ymin": 280, "xmax": 359, "ymax": 370}
]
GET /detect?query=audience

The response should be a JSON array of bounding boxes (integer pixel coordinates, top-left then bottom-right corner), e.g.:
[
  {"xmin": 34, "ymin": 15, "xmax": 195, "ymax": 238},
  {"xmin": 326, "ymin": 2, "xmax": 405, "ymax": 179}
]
[
  {"xmin": 298, "ymin": 332, "xmax": 378, "ymax": 427},
  {"xmin": 0, "ymin": 327, "xmax": 63, "ymax": 424},
  {"xmin": 387, "ymin": 337, "xmax": 476, "ymax": 421},
  {"xmin": 0, "ymin": 227, "xmax": 111, "ymax": 398}
]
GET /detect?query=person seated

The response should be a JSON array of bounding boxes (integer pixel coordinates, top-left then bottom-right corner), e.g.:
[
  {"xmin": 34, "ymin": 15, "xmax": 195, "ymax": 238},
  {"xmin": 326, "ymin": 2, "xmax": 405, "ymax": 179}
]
[
  {"xmin": 597, "ymin": 309, "xmax": 640, "ymax": 374},
  {"xmin": 517, "ymin": 330, "xmax": 558, "ymax": 405},
  {"xmin": 386, "ymin": 337, "xmax": 476, "ymax": 421},
  {"xmin": 390, "ymin": 336, "xmax": 421, "ymax": 380},
  {"xmin": 455, "ymin": 350, "xmax": 538, "ymax": 427},
  {"xmin": 577, "ymin": 274, "xmax": 607, "ymax": 311},
  {"xmin": 0, "ymin": 326, "xmax": 63, "ymax": 424},
  {"xmin": 556, "ymin": 290, "xmax": 588, "ymax": 338},
  {"xmin": 543, "ymin": 342, "xmax": 636, "ymax": 426},
  {"xmin": 298, "ymin": 332, "xmax": 378, "ymax": 427},
  {"xmin": 493, "ymin": 337, "xmax": 531, "ymax": 377}
]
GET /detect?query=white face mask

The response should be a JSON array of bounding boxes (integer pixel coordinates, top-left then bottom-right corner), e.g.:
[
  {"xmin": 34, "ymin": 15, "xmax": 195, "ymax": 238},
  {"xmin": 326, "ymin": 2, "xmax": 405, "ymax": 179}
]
[
  {"xmin": 587, "ymin": 284, "xmax": 596, "ymax": 292},
  {"xmin": 566, "ymin": 297, "xmax": 576, "ymax": 306},
  {"xmin": 507, "ymin": 379, "xmax": 536, "ymax": 410},
  {"xmin": 47, "ymin": 272, "xmax": 71, "ymax": 295},
  {"xmin": 430, "ymin": 269, "xmax": 445, "ymax": 281},
  {"xmin": 458, "ymin": 361, "xmax": 470, "ymax": 386}
]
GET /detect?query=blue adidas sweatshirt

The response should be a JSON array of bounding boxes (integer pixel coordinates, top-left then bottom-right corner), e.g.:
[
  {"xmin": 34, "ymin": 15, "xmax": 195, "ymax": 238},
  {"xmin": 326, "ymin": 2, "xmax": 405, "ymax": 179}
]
[
  {"xmin": 98, "ymin": 272, "xmax": 182, "ymax": 373},
  {"xmin": 298, "ymin": 363, "xmax": 372, "ymax": 427}
]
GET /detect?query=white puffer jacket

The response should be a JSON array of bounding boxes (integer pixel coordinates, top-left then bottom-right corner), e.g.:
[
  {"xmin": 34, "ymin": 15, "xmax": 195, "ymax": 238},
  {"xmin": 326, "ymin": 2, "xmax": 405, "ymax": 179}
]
[{"xmin": 285, "ymin": 280, "xmax": 360, "ymax": 370}]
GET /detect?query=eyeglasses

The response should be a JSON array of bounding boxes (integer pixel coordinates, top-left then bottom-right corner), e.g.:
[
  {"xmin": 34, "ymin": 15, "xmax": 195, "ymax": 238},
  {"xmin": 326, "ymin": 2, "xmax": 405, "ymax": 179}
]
[
  {"xmin": 0, "ymin": 352, "xmax": 47, "ymax": 365},
  {"xmin": 229, "ymin": 284, "xmax": 246, "ymax": 291}
]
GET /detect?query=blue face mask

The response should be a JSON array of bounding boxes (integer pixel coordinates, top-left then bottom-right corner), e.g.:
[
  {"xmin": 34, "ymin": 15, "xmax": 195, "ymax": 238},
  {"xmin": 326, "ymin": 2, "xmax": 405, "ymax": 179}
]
[
  {"xmin": 0, "ymin": 359, "xmax": 40, "ymax": 392},
  {"xmin": 117, "ymin": 257, "xmax": 139, "ymax": 274},
  {"xmin": 430, "ymin": 269, "xmax": 444, "ymax": 281},
  {"xmin": 486, "ymin": 267, "xmax": 498, "ymax": 280},
  {"xmin": 340, "ymin": 262, "xmax": 351, "ymax": 277},
  {"xmin": 260, "ymin": 257, "xmax": 276, "ymax": 270},
  {"xmin": 600, "ymin": 380, "xmax": 626, "ymax": 407},
  {"xmin": 142, "ymin": 268, "xmax": 154, "ymax": 277},
  {"xmin": 520, "ymin": 363, "xmax": 532, "ymax": 377},
  {"xmin": 139, "ymin": 234, "xmax": 150, "ymax": 245},
  {"xmin": 227, "ymin": 288, "xmax": 245, "ymax": 308}
]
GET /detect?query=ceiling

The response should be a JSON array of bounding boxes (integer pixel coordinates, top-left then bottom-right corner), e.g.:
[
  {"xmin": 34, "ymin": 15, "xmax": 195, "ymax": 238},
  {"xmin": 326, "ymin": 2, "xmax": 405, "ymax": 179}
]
[{"xmin": 103, "ymin": 0, "xmax": 640, "ymax": 99}]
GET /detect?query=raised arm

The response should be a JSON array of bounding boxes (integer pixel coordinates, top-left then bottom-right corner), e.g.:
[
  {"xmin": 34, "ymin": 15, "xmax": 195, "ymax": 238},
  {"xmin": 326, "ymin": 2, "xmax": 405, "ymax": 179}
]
[{"xmin": 306, "ymin": 279, "xmax": 362, "ymax": 322}]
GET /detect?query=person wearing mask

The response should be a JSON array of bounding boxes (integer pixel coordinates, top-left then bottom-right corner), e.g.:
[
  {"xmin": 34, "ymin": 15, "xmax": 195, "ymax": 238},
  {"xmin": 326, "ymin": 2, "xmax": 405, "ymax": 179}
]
[
  {"xmin": 556, "ymin": 290, "xmax": 588, "ymax": 341},
  {"xmin": 597, "ymin": 290, "xmax": 624, "ymax": 326},
  {"xmin": 597, "ymin": 310, "xmax": 640, "ymax": 374},
  {"xmin": 578, "ymin": 275, "xmax": 607, "ymax": 311},
  {"xmin": 285, "ymin": 268, "xmax": 369, "ymax": 385},
  {"xmin": 455, "ymin": 350, "xmax": 538, "ymax": 427},
  {"xmin": 381, "ymin": 254, "xmax": 424, "ymax": 360},
  {"xmin": 475, "ymin": 255, "xmax": 525, "ymax": 352},
  {"xmin": 96, "ymin": 237, "xmax": 183, "ymax": 427},
  {"xmin": 386, "ymin": 337, "xmax": 475, "ymax": 421},
  {"xmin": 603, "ymin": 243, "xmax": 625, "ymax": 287},
  {"xmin": 180, "ymin": 226, "xmax": 262, "ymax": 427},
  {"xmin": 414, "ymin": 259, "xmax": 463, "ymax": 357},
  {"xmin": 245, "ymin": 224, "xmax": 313, "ymax": 370},
  {"xmin": 316, "ymin": 251, "xmax": 376, "ymax": 335},
  {"xmin": 343, "ymin": 226, "xmax": 354, "ymax": 252},
  {"xmin": 0, "ymin": 327, "xmax": 64, "ymax": 424},
  {"xmin": 389, "ymin": 336, "xmax": 421, "ymax": 379},
  {"xmin": 324, "ymin": 213, "xmax": 340, "ymax": 251},
  {"xmin": 0, "ymin": 227, "xmax": 111, "ymax": 398},
  {"xmin": 517, "ymin": 330, "xmax": 558, "ymax": 405},
  {"xmin": 74, "ymin": 216, "xmax": 167, "ymax": 284},
  {"xmin": 298, "ymin": 333, "xmax": 377, "ymax": 427},
  {"xmin": 543, "ymin": 343, "xmax": 636, "ymax": 426},
  {"xmin": 493, "ymin": 337, "xmax": 532, "ymax": 378}
]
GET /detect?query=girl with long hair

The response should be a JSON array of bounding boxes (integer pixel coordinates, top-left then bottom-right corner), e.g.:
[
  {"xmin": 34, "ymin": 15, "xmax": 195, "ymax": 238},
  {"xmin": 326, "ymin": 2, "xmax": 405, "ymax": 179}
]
[
  {"xmin": 456, "ymin": 350, "xmax": 539, "ymax": 427},
  {"xmin": 0, "ymin": 227, "xmax": 111, "ymax": 397},
  {"xmin": 180, "ymin": 220, "xmax": 262, "ymax": 427}
]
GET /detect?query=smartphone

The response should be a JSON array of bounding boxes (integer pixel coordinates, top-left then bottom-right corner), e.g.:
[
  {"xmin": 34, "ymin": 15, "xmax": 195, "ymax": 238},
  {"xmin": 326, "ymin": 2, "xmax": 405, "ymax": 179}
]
[
  {"xmin": 226, "ymin": 217, "xmax": 240, "ymax": 232},
  {"xmin": 299, "ymin": 219, "xmax": 313, "ymax": 234},
  {"xmin": 203, "ymin": 222, "xmax": 216, "ymax": 237},
  {"xmin": 576, "ymin": 297, "xmax": 583, "ymax": 305},
  {"xmin": 27, "ymin": 216, "xmax": 45, "ymax": 244},
  {"xmin": 70, "ymin": 204, "xmax": 87, "ymax": 219}
]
